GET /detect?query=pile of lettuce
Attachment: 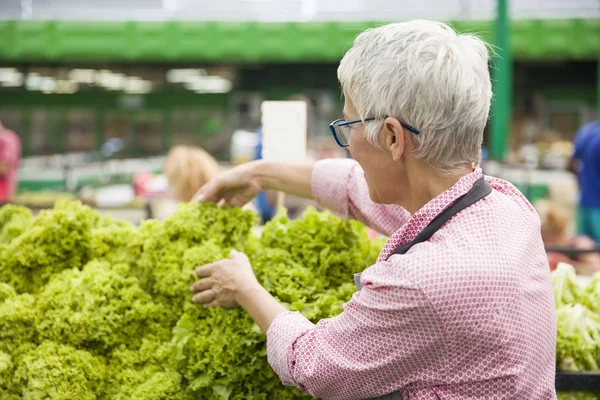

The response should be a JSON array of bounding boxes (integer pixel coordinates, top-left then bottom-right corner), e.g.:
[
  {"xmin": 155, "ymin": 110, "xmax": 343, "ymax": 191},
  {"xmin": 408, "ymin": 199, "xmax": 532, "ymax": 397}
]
[
  {"xmin": 553, "ymin": 262, "xmax": 600, "ymax": 400},
  {"xmin": 0, "ymin": 201, "xmax": 381, "ymax": 399}
]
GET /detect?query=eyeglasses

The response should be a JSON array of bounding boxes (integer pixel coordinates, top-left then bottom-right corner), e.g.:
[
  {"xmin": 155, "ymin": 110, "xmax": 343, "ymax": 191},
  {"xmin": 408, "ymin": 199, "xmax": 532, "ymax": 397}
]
[{"xmin": 329, "ymin": 117, "xmax": 420, "ymax": 148}]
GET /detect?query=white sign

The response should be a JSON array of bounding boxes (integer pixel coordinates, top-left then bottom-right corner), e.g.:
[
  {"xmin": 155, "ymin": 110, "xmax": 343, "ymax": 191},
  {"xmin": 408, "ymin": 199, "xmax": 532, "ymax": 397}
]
[{"xmin": 260, "ymin": 101, "xmax": 307, "ymax": 163}]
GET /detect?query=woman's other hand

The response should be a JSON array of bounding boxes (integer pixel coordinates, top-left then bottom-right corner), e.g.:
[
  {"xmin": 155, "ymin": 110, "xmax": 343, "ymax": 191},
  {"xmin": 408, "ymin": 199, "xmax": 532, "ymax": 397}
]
[
  {"xmin": 193, "ymin": 160, "xmax": 315, "ymax": 205},
  {"xmin": 192, "ymin": 162, "xmax": 263, "ymax": 207},
  {"xmin": 190, "ymin": 250, "xmax": 260, "ymax": 309}
]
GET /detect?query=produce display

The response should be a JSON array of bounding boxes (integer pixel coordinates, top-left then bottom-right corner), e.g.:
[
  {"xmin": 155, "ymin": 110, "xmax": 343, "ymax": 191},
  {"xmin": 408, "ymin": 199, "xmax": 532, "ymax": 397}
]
[
  {"xmin": 0, "ymin": 201, "xmax": 381, "ymax": 399},
  {"xmin": 1, "ymin": 200, "xmax": 598, "ymax": 399},
  {"xmin": 553, "ymin": 263, "xmax": 600, "ymax": 399}
]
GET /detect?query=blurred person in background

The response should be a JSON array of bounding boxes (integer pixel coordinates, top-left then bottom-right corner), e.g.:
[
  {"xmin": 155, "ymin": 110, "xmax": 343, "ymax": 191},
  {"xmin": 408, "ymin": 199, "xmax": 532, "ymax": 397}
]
[
  {"xmin": 253, "ymin": 125, "xmax": 277, "ymax": 222},
  {"xmin": 190, "ymin": 20, "xmax": 555, "ymax": 399},
  {"xmin": 163, "ymin": 145, "xmax": 219, "ymax": 202},
  {"xmin": 568, "ymin": 120, "xmax": 600, "ymax": 245},
  {"xmin": 154, "ymin": 145, "xmax": 256, "ymax": 220},
  {"xmin": 538, "ymin": 202, "xmax": 600, "ymax": 273},
  {"xmin": 0, "ymin": 121, "xmax": 21, "ymax": 205}
]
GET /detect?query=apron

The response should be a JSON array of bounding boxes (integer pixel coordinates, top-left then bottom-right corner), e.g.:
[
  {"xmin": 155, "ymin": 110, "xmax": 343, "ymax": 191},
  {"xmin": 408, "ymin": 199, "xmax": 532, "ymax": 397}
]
[{"xmin": 353, "ymin": 177, "xmax": 492, "ymax": 400}]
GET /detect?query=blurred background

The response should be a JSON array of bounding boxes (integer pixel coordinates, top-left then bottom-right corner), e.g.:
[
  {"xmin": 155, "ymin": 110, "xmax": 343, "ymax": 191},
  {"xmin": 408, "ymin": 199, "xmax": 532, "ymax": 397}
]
[{"xmin": 0, "ymin": 0, "xmax": 598, "ymax": 261}]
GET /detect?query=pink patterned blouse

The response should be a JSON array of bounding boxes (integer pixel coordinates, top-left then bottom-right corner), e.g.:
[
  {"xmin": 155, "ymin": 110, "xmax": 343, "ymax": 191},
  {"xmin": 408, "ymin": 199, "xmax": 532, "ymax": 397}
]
[{"xmin": 266, "ymin": 158, "xmax": 556, "ymax": 400}]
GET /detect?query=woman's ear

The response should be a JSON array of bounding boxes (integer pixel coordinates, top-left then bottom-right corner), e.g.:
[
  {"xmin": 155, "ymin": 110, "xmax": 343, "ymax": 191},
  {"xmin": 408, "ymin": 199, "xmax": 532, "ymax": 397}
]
[{"xmin": 383, "ymin": 117, "xmax": 405, "ymax": 162}]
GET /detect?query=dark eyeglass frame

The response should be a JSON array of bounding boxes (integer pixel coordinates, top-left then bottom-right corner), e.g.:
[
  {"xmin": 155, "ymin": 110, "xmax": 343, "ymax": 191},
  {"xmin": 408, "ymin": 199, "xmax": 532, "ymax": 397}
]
[{"xmin": 329, "ymin": 117, "xmax": 420, "ymax": 148}]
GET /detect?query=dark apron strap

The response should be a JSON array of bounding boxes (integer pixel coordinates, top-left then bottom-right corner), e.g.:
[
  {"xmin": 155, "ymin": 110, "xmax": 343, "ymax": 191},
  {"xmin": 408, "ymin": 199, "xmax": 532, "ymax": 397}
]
[
  {"xmin": 385, "ymin": 176, "xmax": 492, "ymax": 260},
  {"xmin": 355, "ymin": 177, "xmax": 492, "ymax": 400},
  {"xmin": 353, "ymin": 177, "xmax": 492, "ymax": 292}
]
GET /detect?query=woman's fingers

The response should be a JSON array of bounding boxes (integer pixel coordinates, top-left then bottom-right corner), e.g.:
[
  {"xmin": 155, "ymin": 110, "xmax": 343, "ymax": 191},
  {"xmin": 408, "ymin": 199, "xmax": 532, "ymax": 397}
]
[
  {"xmin": 195, "ymin": 262, "xmax": 218, "ymax": 278},
  {"xmin": 193, "ymin": 183, "xmax": 244, "ymax": 207},
  {"xmin": 230, "ymin": 249, "xmax": 248, "ymax": 261},
  {"xmin": 193, "ymin": 178, "xmax": 222, "ymax": 202},
  {"xmin": 192, "ymin": 289, "xmax": 216, "ymax": 304},
  {"xmin": 203, "ymin": 300, "xmax": 221, "ymax": 309},
  {"xmin": 229, "ymin": 197, "xmax": 246, "ymax": 207},
  {"xmin": 190, "ymin": 278, "xmax": 214, "ymax": 293}
]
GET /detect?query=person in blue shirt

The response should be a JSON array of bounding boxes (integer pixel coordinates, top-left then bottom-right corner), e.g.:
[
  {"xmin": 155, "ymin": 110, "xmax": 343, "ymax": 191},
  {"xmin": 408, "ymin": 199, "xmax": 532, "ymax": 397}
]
[
  {"xmin": 253, "ymin": 125, "xmax": 276, "ymax": 223},
  {"xmin": 569, "ymin": 120, "xmax": 600, "ymax": 244}
]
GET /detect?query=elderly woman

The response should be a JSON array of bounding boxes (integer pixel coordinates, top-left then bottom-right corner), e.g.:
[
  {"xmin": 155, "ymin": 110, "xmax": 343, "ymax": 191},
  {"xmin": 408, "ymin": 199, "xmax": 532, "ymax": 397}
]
[{"xmin": 190, "ymin": 20, "xmax": 556, "ymax": 399}]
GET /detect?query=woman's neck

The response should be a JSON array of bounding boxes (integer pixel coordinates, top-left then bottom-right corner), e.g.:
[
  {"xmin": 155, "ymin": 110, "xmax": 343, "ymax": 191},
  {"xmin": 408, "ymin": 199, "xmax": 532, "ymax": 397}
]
[{"xmin": 401, "ymin": 165, "xmax": 473, "ymax": 215}]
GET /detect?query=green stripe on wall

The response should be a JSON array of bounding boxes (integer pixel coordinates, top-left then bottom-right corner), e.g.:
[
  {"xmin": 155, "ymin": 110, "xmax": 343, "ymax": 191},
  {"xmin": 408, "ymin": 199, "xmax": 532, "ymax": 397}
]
[{"xmin": 0, "ymin": 19, "xmax": 598, "ymax": 63}]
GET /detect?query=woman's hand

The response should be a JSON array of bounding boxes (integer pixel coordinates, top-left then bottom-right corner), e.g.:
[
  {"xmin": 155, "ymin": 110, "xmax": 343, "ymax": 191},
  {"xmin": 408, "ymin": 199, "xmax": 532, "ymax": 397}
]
[
  {"xmin": 191, "ymin": 251, "xmax": 291, "ymax": 334},
  {"xmin": 190, "ymin": 250, "xmax": 261, "ymax": 309},
  {"xmin": 193, "ymin": 160, "xmax": 315, "ymax": 205},
  {"xmin": 192, "ymin": 162, "xmax": 263, "ymax": 207}
]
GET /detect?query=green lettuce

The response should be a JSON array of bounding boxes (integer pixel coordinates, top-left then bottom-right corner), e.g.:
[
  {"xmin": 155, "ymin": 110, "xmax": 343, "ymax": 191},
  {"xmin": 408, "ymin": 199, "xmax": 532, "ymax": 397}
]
[
  {"xmin": 557, "ymin": 304, "xmax": 600, "ymax": 371},
  {"xmin": 0, "ymin": 204, "xmax": 33, "ymax": 244},
  {"xmin": 1, "ymin": 200, "xmax": 97, "ymax": 292},
  {"xmin": 36, "ymin": 260, "xmax": 170, "ymax": 352},
  {"xmin": 0, "ymin": 200, "xmax": 383, "ymax": 398},
  {"xmin": 14, "ymin": 342, "xmax": 106, "ymax": 400},
  {"xmin": 557, "ymin": 391, "xmax": 600, "ymax": 400},
  {"xmin": 553, "ymin": 262, "xmax": 590, "ymax": 309},
  {"xmin": 585, "ymin": 273, "xmax": 600, "ymax": 315}
]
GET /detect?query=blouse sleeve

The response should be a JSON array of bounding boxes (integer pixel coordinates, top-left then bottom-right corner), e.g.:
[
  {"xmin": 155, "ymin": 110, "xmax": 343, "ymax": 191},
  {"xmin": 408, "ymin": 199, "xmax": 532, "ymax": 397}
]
[
  {"xmin": 311, "ymin": 159, "xmax": 410, "ymax": 236},
  {"xmin": 266, "ymin": 261, "xmax": 446, "ymax": 400}
]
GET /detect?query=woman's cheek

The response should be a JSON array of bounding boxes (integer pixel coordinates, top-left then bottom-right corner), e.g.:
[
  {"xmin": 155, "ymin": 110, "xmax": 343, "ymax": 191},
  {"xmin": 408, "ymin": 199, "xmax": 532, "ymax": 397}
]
[{"xmin": 348, "ymin": 133, "xmax": 365, "ymax": 161}]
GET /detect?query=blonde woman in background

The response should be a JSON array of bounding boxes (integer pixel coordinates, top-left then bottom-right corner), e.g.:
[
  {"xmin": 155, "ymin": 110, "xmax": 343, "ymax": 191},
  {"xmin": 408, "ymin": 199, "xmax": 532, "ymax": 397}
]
[
  {"xmin": 163, "ymin": 145, "xmax": 219, "ymax": 202},
  {"xmin": 160, "ymin": 145, "xmax": 259, "ymax": 221}
]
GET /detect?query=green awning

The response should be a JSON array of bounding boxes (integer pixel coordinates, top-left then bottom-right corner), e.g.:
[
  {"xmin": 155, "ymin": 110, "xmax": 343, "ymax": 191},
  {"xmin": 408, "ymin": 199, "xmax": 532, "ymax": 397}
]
[{"xmin": 0, "ymin": 19, "xmax": 598, "ymax": 63}]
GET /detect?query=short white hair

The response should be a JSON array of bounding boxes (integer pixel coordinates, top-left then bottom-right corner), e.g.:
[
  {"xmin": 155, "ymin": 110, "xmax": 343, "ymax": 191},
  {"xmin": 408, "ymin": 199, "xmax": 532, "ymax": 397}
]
[{"xmin": 338, "ymin": 20, "xmax": 492, "ymax": 174}]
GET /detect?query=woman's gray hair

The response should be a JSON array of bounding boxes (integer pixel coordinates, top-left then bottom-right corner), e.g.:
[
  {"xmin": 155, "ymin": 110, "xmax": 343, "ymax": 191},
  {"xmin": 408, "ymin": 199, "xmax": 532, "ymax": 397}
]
[{"xmin": 338, "ymin": 20, "xmax": 493, "ymax": 175}]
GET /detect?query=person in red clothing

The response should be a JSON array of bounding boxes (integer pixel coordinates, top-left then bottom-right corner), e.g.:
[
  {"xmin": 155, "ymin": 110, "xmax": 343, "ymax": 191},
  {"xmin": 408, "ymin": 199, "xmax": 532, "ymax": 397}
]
[{"xmin": 0, "ymin": 121, "xmax": 21, "ymax": 204}]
